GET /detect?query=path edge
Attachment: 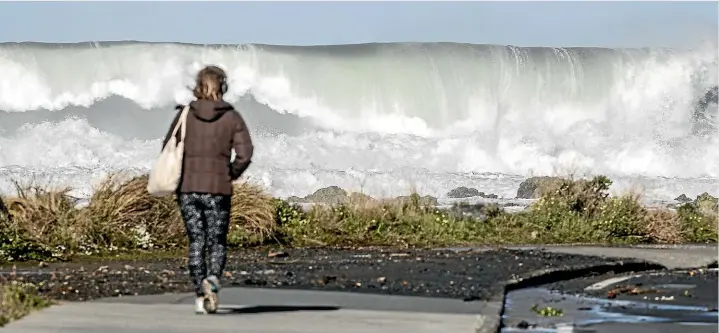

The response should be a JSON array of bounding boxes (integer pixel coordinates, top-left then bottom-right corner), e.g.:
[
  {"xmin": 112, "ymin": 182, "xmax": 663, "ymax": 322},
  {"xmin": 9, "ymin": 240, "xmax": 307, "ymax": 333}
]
[{"xmin": 474, "ymin": 260, "xmax": 668, "ymax": 333}]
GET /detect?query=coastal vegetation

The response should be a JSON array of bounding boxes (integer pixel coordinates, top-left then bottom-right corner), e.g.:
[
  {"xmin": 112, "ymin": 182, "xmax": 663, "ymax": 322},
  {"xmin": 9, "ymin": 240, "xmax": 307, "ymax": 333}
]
[
  {"xmin": 0, "ymin": 173, "xmax": 715, "ymax": 264},
  {"xmin": 0, "ymin": 173, "xmax": 715, "ymax": 326}
]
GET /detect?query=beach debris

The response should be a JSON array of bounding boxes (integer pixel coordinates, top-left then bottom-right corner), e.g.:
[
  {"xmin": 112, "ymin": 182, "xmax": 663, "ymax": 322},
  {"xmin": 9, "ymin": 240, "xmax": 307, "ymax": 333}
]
[
  {"xmin": 515, "ymin": 320, "xmax": 537, "ymax": 329},
  {"xmin": 531, "ymin": 304, "xmax": 564, "ymax": 317},
  {"xmin": 268, "ymin": 251, "xmax": 289, "ymax": 258},
  {"xmin": 607, "ymin": 285, "xmax": 659, "ymax": 299}
]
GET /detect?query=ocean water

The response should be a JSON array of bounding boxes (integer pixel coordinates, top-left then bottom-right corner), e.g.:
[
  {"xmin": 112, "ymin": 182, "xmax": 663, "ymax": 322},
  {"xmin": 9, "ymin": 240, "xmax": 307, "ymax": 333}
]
[{"xmin": 0, "ymin": 42, "xmax": 716, "ymax": 203}]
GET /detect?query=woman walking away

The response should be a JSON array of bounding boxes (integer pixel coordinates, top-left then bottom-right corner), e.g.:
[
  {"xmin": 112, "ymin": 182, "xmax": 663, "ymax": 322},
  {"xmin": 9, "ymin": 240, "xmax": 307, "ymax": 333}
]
[{"xmin": 162, "ymin": 65, "xmax": 254, "ymax": 314}]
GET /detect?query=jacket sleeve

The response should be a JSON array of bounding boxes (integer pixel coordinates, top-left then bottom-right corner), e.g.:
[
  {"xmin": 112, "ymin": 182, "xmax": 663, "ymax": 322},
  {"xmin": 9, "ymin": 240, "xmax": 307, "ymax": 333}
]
[
  {"xmin": 229, "ymin": 111, "xmax": 254, "ymax": 180},
  {"xmin": 161, "ymin": 105, "xmax": 184, "ymax": 151}
]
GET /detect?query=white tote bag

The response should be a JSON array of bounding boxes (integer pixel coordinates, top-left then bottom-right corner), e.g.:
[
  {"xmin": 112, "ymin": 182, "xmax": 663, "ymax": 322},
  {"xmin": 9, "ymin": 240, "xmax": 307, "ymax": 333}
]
[{"xmin": 147, "ymin": 106, "xmax": 190, "ymax": 197}]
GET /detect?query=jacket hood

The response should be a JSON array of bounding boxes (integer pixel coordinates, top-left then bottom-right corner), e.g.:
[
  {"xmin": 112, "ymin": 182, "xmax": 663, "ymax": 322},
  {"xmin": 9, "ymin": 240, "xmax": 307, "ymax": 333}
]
[{"xmin": 186, "ymin": 100, "xmax": 234, "ymax": 122}]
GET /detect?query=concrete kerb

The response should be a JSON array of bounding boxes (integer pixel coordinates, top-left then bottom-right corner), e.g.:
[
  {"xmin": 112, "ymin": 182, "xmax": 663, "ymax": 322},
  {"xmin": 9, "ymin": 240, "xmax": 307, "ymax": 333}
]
[
  {"xmin": 475, "ymin": 244, "xmax": 718, "ymax": 333},
  {"xmin": 473, "ymin": 259, "xmax": 669, "ymax": 333},
  {"xmin": 504, "ymin": 260, "xmax": 667, "ymax": 292}
]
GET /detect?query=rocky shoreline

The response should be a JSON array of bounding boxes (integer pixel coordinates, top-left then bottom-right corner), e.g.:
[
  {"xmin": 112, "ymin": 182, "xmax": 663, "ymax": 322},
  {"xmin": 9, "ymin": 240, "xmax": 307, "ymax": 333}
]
[
  {"xmin": 1, "ymin": 176, "xmax": 713, "ymax": 213},
  {"xmin": 283, "ymin": 176, "xmax": 717, "ymax": 211}
]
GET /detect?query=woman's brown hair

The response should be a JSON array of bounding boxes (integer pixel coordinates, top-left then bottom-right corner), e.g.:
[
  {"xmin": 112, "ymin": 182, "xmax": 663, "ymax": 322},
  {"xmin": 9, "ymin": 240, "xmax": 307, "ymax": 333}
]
[{"xmin": 192, "ymin": 65, "xmax": 228, "ymax": 101}]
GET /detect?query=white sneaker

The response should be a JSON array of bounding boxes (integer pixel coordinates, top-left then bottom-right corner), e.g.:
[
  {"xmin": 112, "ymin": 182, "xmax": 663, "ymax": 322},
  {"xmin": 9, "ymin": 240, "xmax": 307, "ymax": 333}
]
[
  {"xmin": 194, "ymin": 297, "xmax": 207, "ymax": 315},
  {"xmin": 201, "ymin": 275, "xmax": 220, "ymax": 314}
]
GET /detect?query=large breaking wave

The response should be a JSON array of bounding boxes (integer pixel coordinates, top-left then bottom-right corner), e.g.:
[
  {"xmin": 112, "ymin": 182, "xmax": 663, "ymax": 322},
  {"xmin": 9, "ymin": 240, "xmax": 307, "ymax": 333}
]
[{"xmin": 0, "ymin": 42, "xmax": 717, "ymax": 201}]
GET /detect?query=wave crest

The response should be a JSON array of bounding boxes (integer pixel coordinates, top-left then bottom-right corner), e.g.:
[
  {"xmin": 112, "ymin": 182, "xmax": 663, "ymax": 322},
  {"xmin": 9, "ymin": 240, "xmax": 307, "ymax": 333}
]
[{"xmin": 0, "ymin": 42, "xmax": 717, "ymax": 199}]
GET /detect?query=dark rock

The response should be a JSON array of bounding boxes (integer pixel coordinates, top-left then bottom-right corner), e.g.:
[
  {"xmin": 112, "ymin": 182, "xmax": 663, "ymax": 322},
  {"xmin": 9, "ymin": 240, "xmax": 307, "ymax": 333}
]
[
  {"xmin": 446, "ymin": 187, "xmax": 500, "ymax": 199},
  {"xmin": 302, "ymin": 186, "xmax": 349, "ymax": 205},
  {"xmin": 516, "ymin": 177, "xmax": 565, "ymax": 199},
  {"xmin": 480, "ymin": 192, "xmax": 499, "ymax": 199},
  {"xmin": 515, "ymin": 320, "xmax": 535, "ymax": 329},
  {"xmin": 348, "ymin": 192, "xmax": 375, "ymax": 203},
  {"xmin": 674, "ymin": 194, "xmax": 692, "ymax": 203},
  {"xmin": 286, "ymin": 195, "xmax": 305, "ymax": 203},
  {"xmin": 694, "ymin": 192, "xmax": 718, "ymax": 216},
  {"xmin": 695, "ymin": 192, "xmax": 718, "ymax": 204},
  {"xmin": 692, "ymin": 85, "xmax": 717, "ymax": 136},
  {"xmin": 394, "ymin": 194, "xmax": 438, "ymax": 207},
  {"xmin": 447, "ymin": 187, "xmax": 481, "ymax": 198},
  {"xmin": 288, "ymin": 188, "xmax": 376, "ymax": 206},
  {"xmin": 671, "ymin": 193, "xmax": 718, "ymax": 215},
  {"xmin": 418, "ymin": 195, "xmax": 438, "ymax": 207}
]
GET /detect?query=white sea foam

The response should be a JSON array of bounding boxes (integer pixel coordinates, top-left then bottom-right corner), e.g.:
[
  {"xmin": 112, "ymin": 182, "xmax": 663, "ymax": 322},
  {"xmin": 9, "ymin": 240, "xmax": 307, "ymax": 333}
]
[{"xmin": 0, "ymin": 42, "xmax": 716, "ymax": 203}]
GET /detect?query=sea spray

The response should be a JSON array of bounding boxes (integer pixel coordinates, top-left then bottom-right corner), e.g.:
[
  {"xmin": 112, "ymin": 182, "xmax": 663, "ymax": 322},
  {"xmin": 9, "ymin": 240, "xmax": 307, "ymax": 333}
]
[{"xmin": 0, "ymin": 42, "xmax": 716, "ymax": 201}]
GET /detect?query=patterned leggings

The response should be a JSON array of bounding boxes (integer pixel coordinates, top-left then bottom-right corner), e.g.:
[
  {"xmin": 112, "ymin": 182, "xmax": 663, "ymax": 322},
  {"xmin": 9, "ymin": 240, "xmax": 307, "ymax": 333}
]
[{"xmin": 178, "ymin": 193, "xmax": 231, "ymax": 296}]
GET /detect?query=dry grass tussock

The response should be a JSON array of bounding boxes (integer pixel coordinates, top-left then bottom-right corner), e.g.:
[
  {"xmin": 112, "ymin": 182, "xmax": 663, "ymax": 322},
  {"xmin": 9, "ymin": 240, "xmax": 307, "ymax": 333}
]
[
  {"xmin": 228, "ymin": 181, "xmax": 276, "ymax": 246},
  {"xmin": 642, "ymin": 209, "xmax": 684, "ymax": 244},
  {"xmin": 2, "ymin": 181, "xmax": 79, "ymax": 250},
  {"xmin": 0, "ymin": 174, "xmax": 716, "ymax": 262},
  {"xmin": 0, "ymin": 173, "xmax": 279, "ymax": 257},
  {"xmin": 82, "ymin": 174, "xmax": 184, "ymax": 249}
]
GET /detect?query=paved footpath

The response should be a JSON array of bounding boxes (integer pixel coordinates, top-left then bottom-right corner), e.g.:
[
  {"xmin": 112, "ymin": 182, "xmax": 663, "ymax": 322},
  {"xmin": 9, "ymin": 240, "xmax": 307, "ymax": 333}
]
[{"xmin": 6, "ymin": 245, "xmax": 717, "ymax": 333}]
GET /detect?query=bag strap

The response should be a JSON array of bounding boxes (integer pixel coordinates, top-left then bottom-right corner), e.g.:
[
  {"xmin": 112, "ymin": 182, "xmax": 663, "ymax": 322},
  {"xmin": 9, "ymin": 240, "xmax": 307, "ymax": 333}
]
[{"xmin": 170, "ymin": 106, "xmax": 191, "ymax": 143}]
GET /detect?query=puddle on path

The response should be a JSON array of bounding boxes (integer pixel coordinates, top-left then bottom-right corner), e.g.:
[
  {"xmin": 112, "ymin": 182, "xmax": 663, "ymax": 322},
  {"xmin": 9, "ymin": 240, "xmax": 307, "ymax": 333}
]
[{"xmin": 501, "ymin": 288, "xmax": 718, "ymax": 333}]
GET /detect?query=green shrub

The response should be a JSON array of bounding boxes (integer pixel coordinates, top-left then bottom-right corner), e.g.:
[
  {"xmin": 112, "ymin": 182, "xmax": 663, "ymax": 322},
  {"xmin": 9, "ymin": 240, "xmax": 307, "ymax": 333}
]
[
  {"xmin": 515, "ymin": 176, "xmax": 648, "ymax": 244},
  {"xmin": 278, "ymin": 196, "xmax": 486, "ymax": 248},
  {"xmin": 593, "ymin": 195, "xmax": 647, "ymax": 243},
  {"xmin": 0, "ymin": 174, "xmax": 714, "ymax": 262},
  {"xmin": 677, "ymin": 193, "xmax": 718, "ymax": 243},
  {"xmin": 0, "ymin": 281, "xmax": 52, "ymax": 327},
  {"xmin": 0, "ymin": 218, "xmax": 54, "ymax": 262}
]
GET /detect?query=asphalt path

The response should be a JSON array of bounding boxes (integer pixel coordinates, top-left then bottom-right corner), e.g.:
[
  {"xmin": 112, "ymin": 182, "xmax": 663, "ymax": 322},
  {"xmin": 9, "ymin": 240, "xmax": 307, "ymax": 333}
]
[{"xmin": 3, "ymin": 245, "xmax": 717, "ymax": 333}]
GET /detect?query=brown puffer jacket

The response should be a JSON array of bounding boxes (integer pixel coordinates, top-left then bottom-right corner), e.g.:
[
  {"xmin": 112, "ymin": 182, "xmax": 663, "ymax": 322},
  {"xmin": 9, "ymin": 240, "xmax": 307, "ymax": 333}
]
[{"xmin": 162, "ymin": 99, "xmax": 254, "ymax": 196}]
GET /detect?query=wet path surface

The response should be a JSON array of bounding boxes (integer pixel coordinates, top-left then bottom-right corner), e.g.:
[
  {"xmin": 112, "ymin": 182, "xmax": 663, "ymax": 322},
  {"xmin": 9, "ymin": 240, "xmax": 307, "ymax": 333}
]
[
  {"xmin": 503, "ymin": 269, "xmax": 719, "ymax": 333},
  {"xmin": 546, "ymin": 268, "xmax": 718, "ymax": 308},
  {"xmin": 502, "ymin": 288, "xmax": 717, "ymax": 333}
]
